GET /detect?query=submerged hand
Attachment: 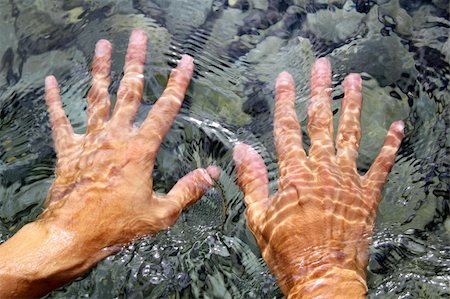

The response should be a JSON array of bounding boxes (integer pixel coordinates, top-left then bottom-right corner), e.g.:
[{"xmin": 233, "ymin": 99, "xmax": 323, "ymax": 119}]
[
  {"xmin": 42, "ymin": 29, "xmax": 219, "ymax": 254},
  {"xmin": 42, "ymin": 29, "xmax": 217, "ymax": 251},
  {"xmin": 0, "ymin": 29, "xmax": 218, "ymax": 298},
  {"xmin": 233, "ymin": 58, "xmax": 404, "ymax": 298}
]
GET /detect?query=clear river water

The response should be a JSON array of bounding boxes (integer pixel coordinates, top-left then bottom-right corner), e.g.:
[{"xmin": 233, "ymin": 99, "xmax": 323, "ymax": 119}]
[{"xmin": 0, "ymin": 0, "xmax": 449, "ymax": 298}]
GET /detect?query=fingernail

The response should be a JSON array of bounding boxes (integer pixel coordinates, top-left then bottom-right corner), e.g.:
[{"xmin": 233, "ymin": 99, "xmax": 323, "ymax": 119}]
[
  {"xmin": 232, "ymin": 143, "xmax": 245, "ymax": 165},
  {"xmin": 343, "ymin": 73, "xmax": 362, "ymax": 91},
  {"xmin": 201, "ymin": 169, "xmax": 214, "ymax": 185},
  {"xmin": 276, "ymin": 71, "xmax": 293, "ymax": 86},
  {"xmin": 206, "ymin": 166, "xmax": 221, "ymax": 180},
  {"xmin": 178, "ymin": 54, "xmax": 194, "ymax": 69},
  {"xmin": 130, "ymin": 29, "xmax": 147, "ymax": 44},
  {"xmin": 95, "ymin": 39, "xmax": 110, "ymax": 57},
  {"xmin": 45, "ymin": 76, "xmax": 57, "ymax": 88},
  {"xmin": 233, "ymin": 143, "xmax": 254, "ymax": 166},
  {"xmin": 393, "ymin": 120, "xmax": 405, "ymax": 133},
  {"xmin": 315, "ymin": 57, "xmax": 331, "ymax": 71}
]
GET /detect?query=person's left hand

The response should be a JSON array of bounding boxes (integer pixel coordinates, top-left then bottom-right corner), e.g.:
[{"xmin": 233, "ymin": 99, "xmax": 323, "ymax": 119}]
[
  {"xmin": 41, "ymin": 29, "xmax": 218, "ymax": 258},
  {"xmin": 233, "ymin": 59, "xmax": 404, "ymax": 298}
]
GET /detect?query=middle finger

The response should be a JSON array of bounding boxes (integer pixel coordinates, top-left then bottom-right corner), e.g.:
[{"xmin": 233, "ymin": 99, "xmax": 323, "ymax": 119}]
[
  {"xmin": 307, "ymin": 58, "xmax": 334, "ymax": 161},
  {"xmin": 336, "ymin": 74, "xmax": 363, "ymax": 172},
  {"xmin": 111, "ymin": 29, "xmax": 148, "ymax": 126}
]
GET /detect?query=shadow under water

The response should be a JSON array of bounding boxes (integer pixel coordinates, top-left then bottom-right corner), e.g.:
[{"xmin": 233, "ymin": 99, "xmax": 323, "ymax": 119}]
[{"xmin": 0, "ymin": 0, "xmax": 449, "ymax": 298}]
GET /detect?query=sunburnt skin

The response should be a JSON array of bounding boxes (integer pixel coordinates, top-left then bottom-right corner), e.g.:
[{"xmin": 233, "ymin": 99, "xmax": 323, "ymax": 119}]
[
  {"xmin": 0, "ymin": 29, "xmax": 218, "ymax": 298},
  {"xmin": 233, "ymin": 58, "xmax": 404, "ymax": 298}
]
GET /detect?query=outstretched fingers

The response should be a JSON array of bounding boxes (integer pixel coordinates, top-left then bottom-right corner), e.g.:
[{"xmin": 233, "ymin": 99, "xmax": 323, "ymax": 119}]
[
  {"xmin": 364, "ymin": 120, "xmax": 404, "ymax": 199},
  {"xmin": 336, "ymin": 74, "xmax": 363, "ymax": 171},
  {"xmin": 112, "ymin": 29, "xmax": 148, "ymax": 126},
  {"xmin": 233, "ymin": 143, "xmax": 269, "ymax": 231},
  {"xmin": 274, "ymin": 72, "xmax": 307, "ymax": 189},
  {"xmin": 87, "ymin": 39, "xmax": 112, "ymax": 132},
  {"xmin": 45, "ymin": 76, "xmax": 75, "ymax": 154},
  {"xmin": 307, "ymin": 58, "xmax": 334, "ymax": 160},
  {"xmin": 139, "ymin": 55, "xmax": 194, "ymax": 155}
]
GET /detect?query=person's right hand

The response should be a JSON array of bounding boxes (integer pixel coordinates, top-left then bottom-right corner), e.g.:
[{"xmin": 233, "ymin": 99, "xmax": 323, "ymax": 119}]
[
  {"xmin": 233, "ymin": 58, "xmax": 404, "ymax": 298},
  {"xmin": 0, "ymin": 29, "xmax": 218, "ymax": 298}
]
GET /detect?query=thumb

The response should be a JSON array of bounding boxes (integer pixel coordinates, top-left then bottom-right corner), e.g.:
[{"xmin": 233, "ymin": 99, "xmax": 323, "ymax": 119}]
[
  {"xmin": 164, "ymin": 166, "xmax": 220, "ymax": 210},
  {"xmin": 233, "ymin": 143, "xmax": 269, "ymax": 231}
]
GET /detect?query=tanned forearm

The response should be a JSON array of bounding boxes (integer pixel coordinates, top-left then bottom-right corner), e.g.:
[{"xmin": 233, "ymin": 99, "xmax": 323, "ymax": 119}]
[{"xmin": 0, "ymin": 221, "xmax": 112, "ymax": 298}]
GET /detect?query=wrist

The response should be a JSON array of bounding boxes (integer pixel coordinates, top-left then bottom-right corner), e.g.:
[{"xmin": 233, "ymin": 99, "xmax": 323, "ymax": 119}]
[
  {"xmin": 287, "ymin": 266, "xmax": 367, "ymax": 298},
  {"xmin": 0, "ymin": 220, "xmax": 113, "ymax": 298},
  {"xmin": 263, "ymin": 241, "xmax": 368, "ymax": 298}
]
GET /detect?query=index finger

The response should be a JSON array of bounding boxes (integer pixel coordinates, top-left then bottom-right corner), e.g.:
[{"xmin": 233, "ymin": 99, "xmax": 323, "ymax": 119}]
[
  {"xmin": 364, "ymin": 120, "xmax": 404, "ymax": 196},
  {"xmin": 307, "ymin": 58, "xmax": 334, "ymax": 160},
  {"xmin": 274, "ymin": 72, "xmax": 307, "ymax": 190},
  {"xmin": 233, "ymin": 143, "xmax": 269, "ymax": 232},
  {"xmin": 111, "ymin": 29, "xmax": 148, "ymax": 126},
  {"xmin": 138, "ymin": 55, "xmax": 194, "ymax": 154},
  {"xmin": 45, "ymin": 76, "xmax": 75, "ymax": 154}
]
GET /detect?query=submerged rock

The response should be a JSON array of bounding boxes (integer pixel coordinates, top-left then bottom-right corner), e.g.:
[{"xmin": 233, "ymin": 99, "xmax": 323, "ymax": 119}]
[
  {"xmin": 432, "ymin": 0, "xmax": 450, "ymax": 10},
  {"xmin": 0, "ymin": 1, "xmax": 19, "ymax": 87},
  {"xmin": 377, "ymin": 0, "xmax": 413, "ymax": 36},
  {"xmin": 246, "ymin": 36, "xmax": 315, "ymax": 117},
  {"xmin": 13, "ymin": 2, "xmax": 81, "ymax": 56},
  {"xmin": 152, "ymin": 0, "xmax": 214, "ymax": 37},
  {"xmin": 350, "ymin": 76, "xmax": 410, "ymax": 170},
  {"xmin": 302, "ymin": 7, "xmax": 366, "ymax": 45},
  {"xmin": 188, "ymin": 75, "xmax": 250, "ymax": 125},
  {"xmin": 443, "ymin": 38, "xmax": 450, "ymax": 64},
  {"xmin": 329, "ymin": 35, "xmax": 416, "ymax": 87}
]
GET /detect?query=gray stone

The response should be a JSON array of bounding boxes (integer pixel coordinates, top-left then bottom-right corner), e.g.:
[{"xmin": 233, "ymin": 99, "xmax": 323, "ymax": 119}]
[
  {"xmin": 432, "ymin": 0, "xmax": 450, "ymax": 10},
  {"xmin": 246, "ymin": 36, "xmax": 315, "ymax": 117},
  {"xmin": 0, "ymin": 1, "xmax": 19, "ymax": 87},
  {"xmin": 443, "ymin": 38, "xmax": 450, "ymax": 64},
  {"xmin": 352, "ymin": 76, "xmax": 410, "ymax": 169},
  {"xmin": 378, "ymin": 0, "xmax": 413, "ymax": 36},
  {"xmin": 160, "ymin": 0, "xmax": 214, "ymax": 36},
  {"xmin": 303, "ymin": 7, "xmax": 366, "ymax": 44},
  {"xmin": 330, "ymin": 35, "xmax": 416, "ymax": 87}
]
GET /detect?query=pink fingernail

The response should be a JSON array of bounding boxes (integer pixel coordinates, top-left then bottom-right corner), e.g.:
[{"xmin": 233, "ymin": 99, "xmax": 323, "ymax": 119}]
[
  {"xmin": 129, "ymin": 29, "xmax": 147, "ymax": 44},
  {"xmin": 392, "ymin": 120, "xmax": 405, "ymax": 133},
  {"xmin": 201, "ymin": 169, "xmax": 214, "ymax": 185},
  {"xmin": 233, "ymin": 143, "xmax": 246, "ymax": 166},
  {"xmin": 276, "ymin": 71, "xmax": 294, "ymax": 86},
  {"xmin": 343, "ymin": 73, "xmax": 362, "ymax": 91},
  {"xmin": 178, "ymin": 54, "xmax": 194, "ymax": 69},
  {"xmin": 206, "ymin": 166, "xmax": 221, "ymax": 180},
  {"xmin": 315, "ymin": 57, "xmax": 331, "ymax": 72},
  {"xmin": 95, "ymin": 39, "xmax": 110, "ymax": 57},
  {"xmin": 45, "ymin": 76, "xmax": 57, "ymax": 88},
  {"xmin": 232, "ymin": 143, "xmax": 257, "ymax": 166}
]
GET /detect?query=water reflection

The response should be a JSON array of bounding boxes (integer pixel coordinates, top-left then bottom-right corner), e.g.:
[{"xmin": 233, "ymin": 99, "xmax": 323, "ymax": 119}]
[{"xmin": 0, "ymin": 0, "xmax": 448, "ymax": 298}]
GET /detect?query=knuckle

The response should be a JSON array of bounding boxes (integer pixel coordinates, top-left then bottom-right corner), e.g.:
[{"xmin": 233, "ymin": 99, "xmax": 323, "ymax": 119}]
[{"xmin": 337, "ymin": 130, "xmax": 360, "ymax": 147}]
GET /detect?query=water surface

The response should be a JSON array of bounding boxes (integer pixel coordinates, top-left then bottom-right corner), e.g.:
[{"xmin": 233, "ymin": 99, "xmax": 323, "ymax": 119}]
[{"xmin": 0, "ymin": 0, "xmax": 449, "ymax": 298}]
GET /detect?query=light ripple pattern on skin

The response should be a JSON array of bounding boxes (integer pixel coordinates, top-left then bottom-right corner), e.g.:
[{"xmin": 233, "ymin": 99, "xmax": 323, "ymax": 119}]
[
  {"xmin": 0, "ymin": 29, "xmax": 219, "ymax": 298},
  {"xmin": 43, "ymin": 29, "xmax": 220, "ymax": 243},
  {"xmin": 233, "ymin": 58, "xmax": 404, "ymax": 299}
]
